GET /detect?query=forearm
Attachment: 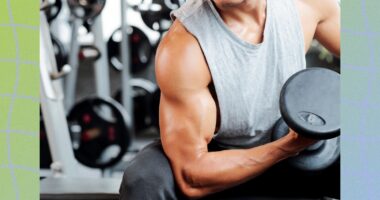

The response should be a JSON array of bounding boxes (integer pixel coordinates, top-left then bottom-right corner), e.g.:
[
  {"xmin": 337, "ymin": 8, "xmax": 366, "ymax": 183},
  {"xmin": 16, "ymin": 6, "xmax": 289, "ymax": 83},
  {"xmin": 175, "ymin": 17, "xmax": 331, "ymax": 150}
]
[{"xmin": 175, "ymin": 134, "xmax": 298, "ymax": 198}]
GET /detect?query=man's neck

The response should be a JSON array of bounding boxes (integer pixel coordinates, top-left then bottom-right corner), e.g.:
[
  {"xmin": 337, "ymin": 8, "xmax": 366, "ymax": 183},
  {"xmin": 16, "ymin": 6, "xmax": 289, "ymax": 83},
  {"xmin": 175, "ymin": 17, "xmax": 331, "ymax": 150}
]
[{"xmin": 214, "ymin": 0, "xmax": 267, "ymax": 25}]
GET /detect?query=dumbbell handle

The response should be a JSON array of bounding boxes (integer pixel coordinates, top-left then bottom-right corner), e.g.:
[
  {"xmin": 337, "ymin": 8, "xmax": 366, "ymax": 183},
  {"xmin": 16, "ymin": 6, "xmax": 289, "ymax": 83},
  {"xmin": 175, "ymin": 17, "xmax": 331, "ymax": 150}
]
[{"xmin": 273, "ymin": 118, "xmax": 325, "ymax": 152}]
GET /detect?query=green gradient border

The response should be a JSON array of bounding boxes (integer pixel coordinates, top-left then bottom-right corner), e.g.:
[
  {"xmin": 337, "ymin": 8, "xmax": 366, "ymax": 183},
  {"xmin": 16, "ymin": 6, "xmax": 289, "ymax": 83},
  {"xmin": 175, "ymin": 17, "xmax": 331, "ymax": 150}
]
[
  {"xmin": 0, "ymin": 0, "xmax": 39, "ymax": 199},
  {"xmin": 342, "ymin": 0, "xmax": 380, "ymax": 199}
]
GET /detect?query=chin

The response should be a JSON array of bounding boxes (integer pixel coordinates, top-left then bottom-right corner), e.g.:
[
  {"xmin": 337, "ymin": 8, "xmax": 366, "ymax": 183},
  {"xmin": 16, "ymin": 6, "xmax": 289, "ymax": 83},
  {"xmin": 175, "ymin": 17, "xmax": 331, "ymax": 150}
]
[{"xmin": 213, "ymin": 0, "xmax": 246, "ymax": 7}]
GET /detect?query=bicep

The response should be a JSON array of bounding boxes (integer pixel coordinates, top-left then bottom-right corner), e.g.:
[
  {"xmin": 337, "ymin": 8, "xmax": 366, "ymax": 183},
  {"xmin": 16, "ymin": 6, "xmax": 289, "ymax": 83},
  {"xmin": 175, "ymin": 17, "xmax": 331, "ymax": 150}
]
[
  {"xmin": 159, "ymin": 88, "xmax": 217, "ymax": 164},
  {"xmin": 155, "ymin": 21, "xmax": 216, "ymax": 169},
  {"xmin": 315, "ymin": 1, "xmax": 340, "ymax": 57}
]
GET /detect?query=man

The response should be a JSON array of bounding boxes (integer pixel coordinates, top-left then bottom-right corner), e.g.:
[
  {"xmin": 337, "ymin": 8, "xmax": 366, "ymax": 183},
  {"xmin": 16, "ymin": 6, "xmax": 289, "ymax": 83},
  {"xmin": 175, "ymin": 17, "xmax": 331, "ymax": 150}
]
[{"xmin": 120, "ymin": 0, "xmax": 340, "ymax": 199}]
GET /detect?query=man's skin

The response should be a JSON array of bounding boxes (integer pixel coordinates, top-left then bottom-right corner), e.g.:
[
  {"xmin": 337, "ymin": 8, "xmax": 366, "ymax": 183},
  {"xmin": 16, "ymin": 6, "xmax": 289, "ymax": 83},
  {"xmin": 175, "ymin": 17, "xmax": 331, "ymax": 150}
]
[{"xmin": 155, "ymin": 0, "xmax": 340, "ymax": 199}]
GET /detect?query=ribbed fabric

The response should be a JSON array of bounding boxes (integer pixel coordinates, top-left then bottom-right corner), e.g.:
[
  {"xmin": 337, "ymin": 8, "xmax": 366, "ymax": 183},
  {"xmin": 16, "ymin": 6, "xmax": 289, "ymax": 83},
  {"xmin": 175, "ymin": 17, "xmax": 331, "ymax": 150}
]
[{"xmin": 171, "ymin": 0, "xmax": 306, "ymax": 148}]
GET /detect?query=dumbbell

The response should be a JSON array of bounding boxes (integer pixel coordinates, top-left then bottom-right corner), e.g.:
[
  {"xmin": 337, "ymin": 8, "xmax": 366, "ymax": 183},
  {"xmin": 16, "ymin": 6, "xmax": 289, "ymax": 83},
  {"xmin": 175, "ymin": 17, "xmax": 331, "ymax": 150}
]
[
  {"xmin": 272, "ymin": 67, "xmax": 340, "ymax": 171},
  {"xmin": 114, "ymin": 78, "xmax": 158, "ymax": 133},
  {"xmin": 138, "ymin": 0, "xmax": 183, "ymax": 33},
  {"xmin": 67, "ymin": 0, "xmax": 106, "ymax": 23},
  {"xmin": 67, "ymin": 97, "xmax": 131, "ymax": 169},
  {"xmin": 107, "ymin": 26, "xmax": 153, "ymax": 73},
  {"xmin": 41, "ymin": 0, "xmax": 63, "ymax": 22}
]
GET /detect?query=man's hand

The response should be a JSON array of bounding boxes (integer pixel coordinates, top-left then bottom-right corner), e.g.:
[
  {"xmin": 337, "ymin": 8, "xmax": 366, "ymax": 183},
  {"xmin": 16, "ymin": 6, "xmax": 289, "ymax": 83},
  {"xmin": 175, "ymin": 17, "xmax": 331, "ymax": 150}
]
[{"xmin": 282, "ymin": 130, "xmax": 318, "ymax": 157}]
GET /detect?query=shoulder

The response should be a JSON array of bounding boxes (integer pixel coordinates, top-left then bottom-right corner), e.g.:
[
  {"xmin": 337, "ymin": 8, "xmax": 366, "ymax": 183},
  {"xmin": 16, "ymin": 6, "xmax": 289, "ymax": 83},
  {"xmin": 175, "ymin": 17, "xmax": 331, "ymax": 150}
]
[
  {"xmin": 155, "ymin": 20, "xmax": 211, "ymax": 97},
  {"xmin": 296, "ymin": 0, "xmax": 340, "ymax": 21}
]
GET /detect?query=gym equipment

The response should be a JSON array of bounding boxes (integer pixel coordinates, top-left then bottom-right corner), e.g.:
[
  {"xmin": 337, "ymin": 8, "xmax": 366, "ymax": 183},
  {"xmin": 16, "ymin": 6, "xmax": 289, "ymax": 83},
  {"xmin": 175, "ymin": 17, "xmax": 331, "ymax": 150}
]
[
  {"xmin": 280, "ymin": 68, "xmax": 340, "ymax": 139},
  {"xmin": 67, "ymin": 97, "xmax": 131, "ymax": 169},
  {"xmin": 272, "ymin": 67, "xmax": 340, "ymax": 171},
  {"xmin": 51, "ymin": 34, "xmax": 68, "ymax": 71},
  {"xmin": 67, "ymin": 0, "xmax": 106, "ymax": 23},
  {"xmin": 41, "ymin": 9, "xmax": 98, "ymax": 177},
  {"xmin": 107, "ymin": 26, "xmax": 153, "ymax": 73},
  {"xmin": 79, "ymin": 45, "xmax": 102, "ymax": 62},
  {"xmin": 114, "ymin": 78, "xmax": 158, "ymax": 132},
  {"xmin": 41, "ymin": 7, "xmax": 131, "ymax": 177},
  {"xmin": 119, "ymin": 0, "xmax": 136, "ymax": 130},
  {"xmin": 273, "ymin": 119, "xmax": 340, "ymax": 171},
  {"xmin": 41, "ymin": 0, "xmax": 63, "ymax": 22},
  {"xmin": 65, "ymin": 0, "xmax": 111, "ymax": 111},
  {"xmin": 138, "ymin": 0, "xmax": 183, "ymax": 33}
]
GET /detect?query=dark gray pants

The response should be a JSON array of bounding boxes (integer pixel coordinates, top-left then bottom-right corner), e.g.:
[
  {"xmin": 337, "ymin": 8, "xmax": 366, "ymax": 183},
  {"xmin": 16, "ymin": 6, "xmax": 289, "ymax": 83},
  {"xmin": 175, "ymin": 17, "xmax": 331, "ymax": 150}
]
[{"xmin": 119, "ymin": 141, "xmax": 340, "ymax": 200}]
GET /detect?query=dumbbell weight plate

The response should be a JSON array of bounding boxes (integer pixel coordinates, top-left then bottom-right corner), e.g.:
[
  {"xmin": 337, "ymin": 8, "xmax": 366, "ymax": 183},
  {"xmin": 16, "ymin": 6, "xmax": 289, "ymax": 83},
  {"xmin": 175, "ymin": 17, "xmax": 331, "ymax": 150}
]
[
  {"xmin": 280, "ymin": 68, "xmax": 340, "ymax": 139},
  {"xmin": 67, "ymin": 97, "xmax": 131, "ymax": 169},
  {"xmin": 272, "ymin": 118, "xmax": 340, "ymax": 171},
  {"xmin": 114, "ymin": 78, "xmax": 157, "ymax": 132},
  {"xmin": 67, "ymin": 0, "xmax": 106, "ymax": 22},
  {"xmin": 290, "ymin": 138, "xmax": 339, "ymax": 171},
  {"xmin": 139, "ymin": 0, "xmax": 182, "ymax": 32},
  {"xmin": 107, "ymin": 26, "xmax": 153, "ymax": 73},
  {"xmin": 43, "ymin": 0, "xmax": 63, "ymax": 22}
]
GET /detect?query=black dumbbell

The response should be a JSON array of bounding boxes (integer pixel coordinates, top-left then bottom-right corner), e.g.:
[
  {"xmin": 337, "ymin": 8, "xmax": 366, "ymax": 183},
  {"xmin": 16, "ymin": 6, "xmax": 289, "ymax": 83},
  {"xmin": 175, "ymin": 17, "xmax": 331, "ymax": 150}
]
[
  {"xmin": 41, "ymin": 0, "xmax": 63, "ymax": 22},
  {"xmin": 67, "ymin": 0, "xmax": 106, "ymax": 23},
  {"xmin": 67, "ymin": 97, "xmax": 131, "ymax": 169},
  {"xmin": 272, "ymin": 67, "xmax": 340, "ymax": 171},
  {"xmin": 107, "ymin": 26, "xmax": 153, "ymax": 73},
  {"xmin": 138, "ymin": 0, "xmax": 182, "ymax": 33},
  {"xmin": 114, "ymin": 78, "xmax": 158, "ymax": 133}
]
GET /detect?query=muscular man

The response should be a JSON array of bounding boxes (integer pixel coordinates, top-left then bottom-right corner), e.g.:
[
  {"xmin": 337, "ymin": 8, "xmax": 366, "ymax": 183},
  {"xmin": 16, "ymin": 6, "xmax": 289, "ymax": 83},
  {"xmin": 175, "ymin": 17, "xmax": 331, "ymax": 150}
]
[{"xmin": 120, "ymin": 0, "xmax": 340, "ymax": 199}]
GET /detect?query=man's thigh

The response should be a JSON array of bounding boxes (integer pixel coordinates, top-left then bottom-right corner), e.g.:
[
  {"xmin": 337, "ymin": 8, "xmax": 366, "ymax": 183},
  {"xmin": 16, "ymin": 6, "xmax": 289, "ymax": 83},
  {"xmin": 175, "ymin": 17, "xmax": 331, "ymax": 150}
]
[
  {"xmin": 119, "ymin": 140, "xmax": 183, "ymax": 200},
  {"xmin": 120, "ymin": 140, "xmax": 339, "ymax": 199}
]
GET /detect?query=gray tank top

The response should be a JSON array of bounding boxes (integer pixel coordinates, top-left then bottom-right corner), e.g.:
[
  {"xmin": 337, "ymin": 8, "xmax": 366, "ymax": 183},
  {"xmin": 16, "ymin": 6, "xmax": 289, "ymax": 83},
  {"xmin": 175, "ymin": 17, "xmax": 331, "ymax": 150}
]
[{"xmin": 171, "ymin": 0, "xmax": 306, "ymax": 148}]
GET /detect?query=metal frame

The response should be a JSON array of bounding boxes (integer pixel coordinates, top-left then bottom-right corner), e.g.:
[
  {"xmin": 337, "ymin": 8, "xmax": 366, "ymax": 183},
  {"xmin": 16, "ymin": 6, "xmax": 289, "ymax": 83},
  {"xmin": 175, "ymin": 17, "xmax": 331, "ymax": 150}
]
[
  {"xmin": 63, "ymin": 17, "xmax": 81, "ymax": 110},
  {"xmin": 64, "ymin": 2, "xmax": 112, "ymax": 111},
  {"xmin": 40, "ymin": 0, "xmax": 138, "ymax": 176},
  {"xmin": 40, "ymin": 11, "xmax": 100, "ymax": 177},
  {"xmin": 120, "ymin": 0, "xmax": 135, "ymax": 137}
]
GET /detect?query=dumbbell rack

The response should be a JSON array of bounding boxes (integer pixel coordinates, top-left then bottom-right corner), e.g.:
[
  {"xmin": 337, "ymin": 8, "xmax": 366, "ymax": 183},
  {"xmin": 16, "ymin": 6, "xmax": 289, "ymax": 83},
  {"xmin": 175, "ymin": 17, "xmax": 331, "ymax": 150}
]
[
  {"xmin": 40, "ymin": 9, "xmax": 101, "ymax": 178},
  {"xmin": 120, "ymin": 0, "xmax": 134, "ymax": 128},
  {"xmin": 41, "ymin": 0, "xmax": 143, "ymax": 178},
  {"xmin": 63, "ymin": 0, "xmax": 136, "ymax": 135},
  {"xmin": 63, "ymin": 9, "xmax": 113, "ymax": 112}
]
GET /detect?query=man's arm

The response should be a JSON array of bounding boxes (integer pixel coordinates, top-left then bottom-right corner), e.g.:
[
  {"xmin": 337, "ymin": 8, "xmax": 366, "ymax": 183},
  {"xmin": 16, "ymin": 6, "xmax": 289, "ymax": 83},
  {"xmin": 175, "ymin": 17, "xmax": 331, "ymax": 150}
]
[
  {"xmin": 156, "ymin": 21, "xmax": 316, "ymax": 199},
  {"xmin": 314, "ymin": 0, "xmax": 341, "ymax": 57}
]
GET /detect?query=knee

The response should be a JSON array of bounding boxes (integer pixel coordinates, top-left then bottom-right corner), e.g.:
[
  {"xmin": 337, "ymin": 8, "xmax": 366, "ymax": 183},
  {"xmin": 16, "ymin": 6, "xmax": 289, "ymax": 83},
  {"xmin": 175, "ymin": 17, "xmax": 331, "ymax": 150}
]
[{"xmin": 119, "ymin": 143, "xmax": 177, "ymax": 199}]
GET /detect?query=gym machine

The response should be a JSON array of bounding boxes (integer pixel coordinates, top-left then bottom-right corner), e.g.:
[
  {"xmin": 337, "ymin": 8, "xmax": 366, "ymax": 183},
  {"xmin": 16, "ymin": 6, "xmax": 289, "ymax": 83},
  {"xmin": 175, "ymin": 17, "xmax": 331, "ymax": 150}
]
[{"xmin": 40, "ymin": 1, "xmax": 126, "ymax": 199}]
